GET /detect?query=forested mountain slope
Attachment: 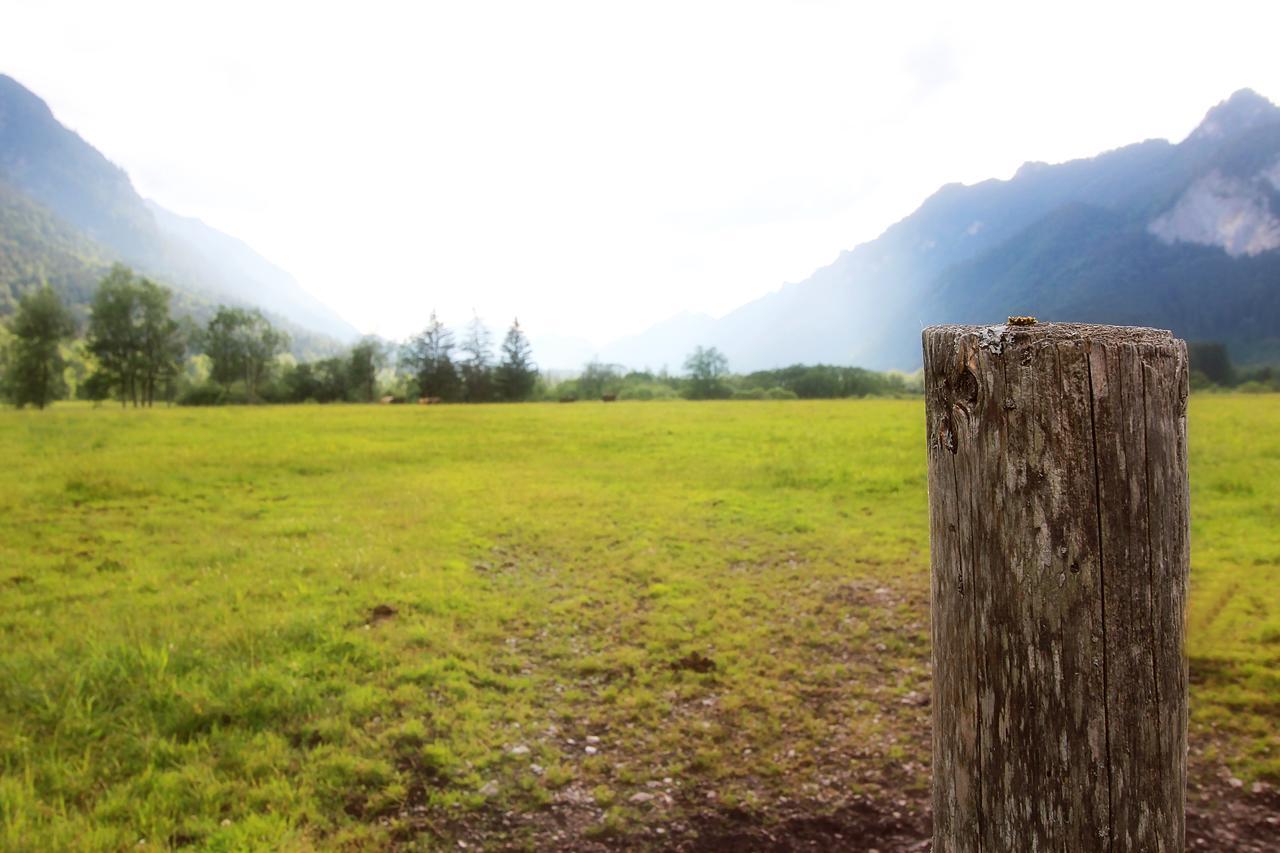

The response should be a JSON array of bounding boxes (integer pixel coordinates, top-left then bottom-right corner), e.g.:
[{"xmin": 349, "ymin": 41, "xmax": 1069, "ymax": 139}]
[{"xmin": 0, "ymin": 73, "xmax": 357, "ymax": 353}]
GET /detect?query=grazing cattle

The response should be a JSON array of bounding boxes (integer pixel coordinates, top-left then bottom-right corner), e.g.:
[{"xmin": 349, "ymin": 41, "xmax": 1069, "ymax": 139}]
[
  {"xmin": 380, "ymin": 395, "xmax": 398, "ymax": 404},
  {"xmin": 601, "ymin": 394, "xmax": 618, "ymax": 402},
  {"xmin": 417, "ymin": 397, "xmax": 444, "ymax": 405},
  {"xmin": 559, "ymin": 396, "xmax": 577, "ymax": 403}
]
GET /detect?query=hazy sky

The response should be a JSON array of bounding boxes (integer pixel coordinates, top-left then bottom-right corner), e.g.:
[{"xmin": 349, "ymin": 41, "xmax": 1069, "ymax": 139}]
[{"xmin": 3, "ymin": 0, "xmax": 1278, "ymax": 347}]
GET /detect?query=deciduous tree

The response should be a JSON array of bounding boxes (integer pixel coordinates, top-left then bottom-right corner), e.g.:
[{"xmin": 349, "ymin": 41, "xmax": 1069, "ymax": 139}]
[
  {"xmin": 136, "ymin": 279, "xmax": 184, "ymax": 406},
  {"xmin": 683, "ymin": 345, "xmax": 730, "ymax": 400},
  {"xmin": 577, "ymin": 359, "xmax": 623, "ymax": 399},
  {"xmin": 348, "ymin": 337, "xmax": 387, "ymax": 402},
  {"xmin": 87, "ymin": 265, "xmax": 144, "ymax": 406},
  {"xmin": 203, "ymin": 306, "xmax": 288, "ymax": 401},
  {"xmin": 1, "ymin": 285, "xmax": 75, "ymax": 408},
  {"xmin": 85, "ymin": 266, "xmax": 185, "ymax": 406}
]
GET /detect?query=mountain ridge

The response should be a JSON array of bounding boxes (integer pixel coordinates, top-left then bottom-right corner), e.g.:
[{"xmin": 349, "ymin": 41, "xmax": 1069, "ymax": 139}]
[
  {"xmin": 604, "ymin": 88, "xmax": 1280, "ymax": 371},
  {"xmin": 0, "ymin": 73, "xmax": 359, "ymax": 351},
  {"xmin": 6, "ymin": 74, "xmax": 1278, "ymax": 371}
]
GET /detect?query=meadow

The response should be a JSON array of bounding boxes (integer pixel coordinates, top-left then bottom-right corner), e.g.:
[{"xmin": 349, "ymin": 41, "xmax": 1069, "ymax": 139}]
[{"xmin": 0, "ymin": 397, "xmax": 1277, "ymax": 849}]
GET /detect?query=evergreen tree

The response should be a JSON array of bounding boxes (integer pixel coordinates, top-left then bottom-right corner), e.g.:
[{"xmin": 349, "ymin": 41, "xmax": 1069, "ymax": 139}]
[
  {"xmin": 495, "ymin": 318, "xmax": 537, "ymax": 401},
  {"xmin": 402, "ymin": 311, "xmax": 459, "ymax": 400},
  {"xmin": 1, "ymin": 285, "xmax": 75, "ymax": 409},
  {"xmin": 458, "ymin": 314, "xmax": 493, "ymax": 402}
]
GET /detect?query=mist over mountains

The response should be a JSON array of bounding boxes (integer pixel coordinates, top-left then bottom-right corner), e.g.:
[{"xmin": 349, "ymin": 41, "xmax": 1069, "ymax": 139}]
[
  {"xmin": 602, "ymin": 89, "xmax": 1280, "ymax": 371},
  {"xmin": 0, "ymin": 74, "xmax": 357, "ymax": 353},
  {"xmin": 3, "ymin": 73, "xmax": 1279, "ymax": 372}
]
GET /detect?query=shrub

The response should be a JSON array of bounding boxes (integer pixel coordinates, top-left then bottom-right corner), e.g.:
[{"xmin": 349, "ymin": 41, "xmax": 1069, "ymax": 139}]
[
  {"xmin": 178, "ymin": 383, "xmax": 228, "ymax": 406},
  {"xmin": 619, "ymin": 382, "xmax": 678, "ymax": 401}
]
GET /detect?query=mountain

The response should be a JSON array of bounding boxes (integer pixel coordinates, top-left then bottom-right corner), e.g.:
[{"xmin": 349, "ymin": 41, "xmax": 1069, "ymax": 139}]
[
  {"xmin": 0, "ymin": 73, "xmax": 358, "ymax": 350},
  {"xmin": 607, "ymin": 89, "xmax": 1280, "ymax": 371},
  {"xmin": 602, "ymin": 312, "xmax": 718, "ymax": 371},
  {"xmin": 0, "ymin": 178, "xmax": 110, "ymax": 318},
  {"xmin": 144, "ymin": 202, "xmax": 358, "ymax": 342}
]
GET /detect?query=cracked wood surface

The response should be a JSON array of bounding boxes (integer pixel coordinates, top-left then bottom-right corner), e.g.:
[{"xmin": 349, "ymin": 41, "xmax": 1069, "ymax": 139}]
[{"xmin": 924, "ymin": 323, "xmax": 1189, "ymax": 852}]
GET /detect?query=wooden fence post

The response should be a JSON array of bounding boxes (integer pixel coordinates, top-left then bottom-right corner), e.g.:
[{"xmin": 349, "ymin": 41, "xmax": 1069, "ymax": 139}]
[{"xmin": 923, "ymin": 322, "xmax": 1189, "ymax": 852}]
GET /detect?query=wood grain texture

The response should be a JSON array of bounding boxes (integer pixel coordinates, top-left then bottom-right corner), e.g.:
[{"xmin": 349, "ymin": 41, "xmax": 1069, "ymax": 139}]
[{"xmin": 924, "ymin": 323, "xmax": 1189, "ymax": 853}]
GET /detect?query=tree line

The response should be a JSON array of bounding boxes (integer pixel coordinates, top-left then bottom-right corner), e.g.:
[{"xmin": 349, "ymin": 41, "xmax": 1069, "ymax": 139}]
[
  {"xmin": 0, "ymin": 267, "xmax": 189, "ymax": 408},
  {"xmin": 1, "ymin": 265, "xmax": 919, "ymax": 409},
  {"xmin": 0, "ymin": 265, "xmax": 540, "ymax": 408},
  {"xmin": 543, "ymin": 347, "xmax": 918, "ymax": 402},
  {"xmin": 1188, "ymin": 341, "xmax": 1280, "ymax": 393},
  {"xmin": 397, "ymin": 311, "xmax": 537, "ymax": 403}
]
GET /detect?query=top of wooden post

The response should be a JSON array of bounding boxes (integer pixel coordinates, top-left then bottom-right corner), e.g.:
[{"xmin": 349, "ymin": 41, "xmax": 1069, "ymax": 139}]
[{"xmin": 923, "ymin": 321, "xmax": 1179, "ymax": 351}]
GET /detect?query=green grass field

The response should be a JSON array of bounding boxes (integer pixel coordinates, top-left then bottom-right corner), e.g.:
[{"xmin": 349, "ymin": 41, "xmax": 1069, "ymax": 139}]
[{"xmin": 1, "ymin": 397, "xmax": 1277, "ymax": 849}]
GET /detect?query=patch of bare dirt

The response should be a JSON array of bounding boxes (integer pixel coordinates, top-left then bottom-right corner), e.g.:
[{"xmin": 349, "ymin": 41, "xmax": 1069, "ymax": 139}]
[
  {"xmin": 399, "ymin": 764, "xmax": 1277, "ymax": 851},
  {"xmin": 670, "ymin": 651, "xmax": 718, "ymax": 674},
  {"xmin": 1187, "ymin": 777, "xmax": 1280, "ymax": 853},
  {"xmin": 419, "ymin": 795, "xmax": 931, "ymax": 852},
  {"xmin": 367, "ymin": 603, "xmax": 398, "ymax": 623},
  {"xmin": 658, "ymin": 798, "xmax": 931, "ymax": 852}
]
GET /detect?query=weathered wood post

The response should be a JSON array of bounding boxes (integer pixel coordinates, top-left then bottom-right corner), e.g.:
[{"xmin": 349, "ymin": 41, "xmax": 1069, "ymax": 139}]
[{"xmin": 923, "ymin": 322, "xmax": 1189, "ymax": 852}]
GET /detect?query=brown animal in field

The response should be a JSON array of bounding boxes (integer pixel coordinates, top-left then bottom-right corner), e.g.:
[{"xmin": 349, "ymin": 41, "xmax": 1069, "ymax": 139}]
[
  {"xmin": 417, "ymin": 397, "xmax": 444, "ymax": 405},
  {"xmin": 602, "ymin": 394, "xmax": 617, "ymax": 402},
  {"xmin": 559, "ymin": 396, "xmax": 577, "ymax": 403},
  {"xmin": 380, "ymin": 395, "xmax": 397, "ymax": 404}
]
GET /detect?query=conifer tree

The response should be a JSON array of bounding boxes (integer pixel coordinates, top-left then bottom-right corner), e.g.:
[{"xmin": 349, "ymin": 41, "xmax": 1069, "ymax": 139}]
[
  {"xmin": 403, "ymin": 310, "xmax": 459, "ymax": 400},
  {"xmin": 459, "ymin": 313, "xmax": 494, "ymax": 402},
  {"xmin": 495, "ymin": 318, "xmax": 537, "ymax": 401}
]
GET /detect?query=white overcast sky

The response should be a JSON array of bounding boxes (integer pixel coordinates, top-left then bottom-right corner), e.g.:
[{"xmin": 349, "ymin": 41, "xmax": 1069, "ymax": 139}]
[{"xmin": 2, "ymin": 0, "xmax": 1278, "ymax": 346}]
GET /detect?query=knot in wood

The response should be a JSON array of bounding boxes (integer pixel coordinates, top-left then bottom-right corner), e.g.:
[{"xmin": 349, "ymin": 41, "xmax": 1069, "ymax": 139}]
[
  {"xmin": 954, "ymin": 368, "xmax": 979, "ymax": 407},
  {"xmin": 937, "ymin": 414, "xmax": 957, "ymax": 454}
]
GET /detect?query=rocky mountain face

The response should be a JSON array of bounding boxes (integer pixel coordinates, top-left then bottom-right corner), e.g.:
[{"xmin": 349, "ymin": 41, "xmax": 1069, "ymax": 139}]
[
  {"xmin": 0, "ymin": 73, "xmax": 358, "ymax": 350},
  {"xmin": 1148, "ymin": 168, "xmax": 1280, "ymax": 257},
  {"xmin": 609, "ymin": 89, "xmax": 1280, "ymax": 371}
]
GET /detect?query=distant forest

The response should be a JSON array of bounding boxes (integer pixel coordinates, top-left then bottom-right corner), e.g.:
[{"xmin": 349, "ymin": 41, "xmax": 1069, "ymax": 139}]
[
  {"xmin": 0, "ymin": 266, "xmax": 924, "ymax": 409},
  {"xmin": 1185, "ymin": 341, "xmax": 1280, "ymax": 393}
]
